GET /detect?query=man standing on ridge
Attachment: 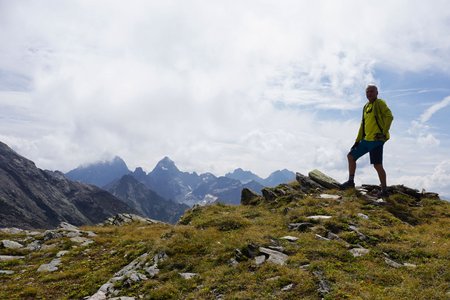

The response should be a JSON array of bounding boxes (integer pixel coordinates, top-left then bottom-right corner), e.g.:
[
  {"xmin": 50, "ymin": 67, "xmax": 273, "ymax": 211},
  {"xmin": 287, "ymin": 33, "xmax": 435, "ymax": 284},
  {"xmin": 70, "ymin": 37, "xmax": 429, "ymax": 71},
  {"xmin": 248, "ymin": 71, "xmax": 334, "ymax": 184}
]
[{"xmin": 341, "ymin": 84, "xmax": 394, "ymax": 197}]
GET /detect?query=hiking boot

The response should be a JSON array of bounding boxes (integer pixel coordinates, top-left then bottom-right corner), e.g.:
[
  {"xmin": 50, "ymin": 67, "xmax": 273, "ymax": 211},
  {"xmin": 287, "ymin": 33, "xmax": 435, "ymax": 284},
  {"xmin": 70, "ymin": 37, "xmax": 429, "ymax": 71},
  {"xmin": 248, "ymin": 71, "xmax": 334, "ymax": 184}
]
[
  {"xmin": 376, "ymin": 190, "xmax": 389, "ymax": 198},
  {"xmin": 340, "ymin": 180, "xmax": 355, "ymax": 190}
]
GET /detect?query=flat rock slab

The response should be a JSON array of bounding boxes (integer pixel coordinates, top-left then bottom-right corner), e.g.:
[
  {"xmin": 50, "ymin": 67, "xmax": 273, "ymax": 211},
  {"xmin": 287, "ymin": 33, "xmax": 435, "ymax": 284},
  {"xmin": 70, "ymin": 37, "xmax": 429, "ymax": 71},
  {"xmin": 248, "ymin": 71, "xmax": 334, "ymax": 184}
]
[
  {"xmin": 70, "ymin": 237, "xmax": 94, "ymax": 246},
  {"xmin": 319, "ymin": 194, "xmax": 342, "ymax": 200},
  {"xmin": 259, "ymin": 247, "xmax": 288, "ymax": 265},
  {"xmin": 349, "ymin": 248, "xmax": 370, "ymax": 257},
  {"xmin": 37, "ymin": 258, "xmax": 61, "ymax": 272},
  {"xmin": 0, "ymin": 255, "xmax": 24, "ymax": 261},
  {"xmin": 179, "ymin": 273, "xmax": 198, "ymax": 279},
  {"xmin": 1, "ymin": 240, "xmax": 23, "ymax": 249},
  {"xmin": 306, "ymin": 215, "xmax": 332, "ymax": 220},
  {"xmin": 357, "ymin": 213, "xmax": 369, "ymax": 220},
  {"xmin": 280, "ymin": 236, "xmax": 299, "ymax": 242},
  {"xmin": 255, "ymin": 255, "xmax": 266, "ymax": 265},
  {"xmin": 308, "ymin": 169, "xmax": 341, "ymax": 189}
]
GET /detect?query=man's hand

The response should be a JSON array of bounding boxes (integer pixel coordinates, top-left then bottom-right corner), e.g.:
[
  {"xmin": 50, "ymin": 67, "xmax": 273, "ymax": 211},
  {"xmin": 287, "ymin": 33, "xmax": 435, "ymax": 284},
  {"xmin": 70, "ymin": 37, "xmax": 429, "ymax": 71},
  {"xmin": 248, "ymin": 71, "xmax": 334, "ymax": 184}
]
[{"xmin": 351, "ymin": 141, "xmax": 359, "ymax": 151}]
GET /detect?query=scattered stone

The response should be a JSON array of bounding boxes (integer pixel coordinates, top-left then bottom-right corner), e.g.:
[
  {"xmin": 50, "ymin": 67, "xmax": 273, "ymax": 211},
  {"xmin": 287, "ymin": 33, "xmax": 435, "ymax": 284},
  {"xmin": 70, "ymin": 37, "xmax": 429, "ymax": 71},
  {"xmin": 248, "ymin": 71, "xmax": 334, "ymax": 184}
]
[
  {"xmin": 88, "ymin": 252, "xmax": 151, "ymax": 299},
  {"xmin": 26, "ymin": 240, "xmax": 42, "ymax": 251},
  {"xmin": 101, "ymin": 214, "xmax": 160, "ymax": 226},
  {"xmin": 281, "ymin": 283, "xmax": 294, "ymax": 291},
  {"xmin": 70, "ymin": 236, "xmax": 94, "ymax": 246},
  {"xmin": 180, "ymin": 273, "xmax": 198, "ymax": 280},
  {"xmin": 327, "ymin": 232, "xmax": 350, "ymax": 247},
  {"xmin": 144, "ymin": 265, "xmax": 159, "ymax": 278},
  {"xmin": 0, "ymin": 255, "xmax": 24, "ymax": 261},
  {"xmin": 308, "ymin": 169, "xmax": 341, "ymax": 190},
  {"xmin": 280, "ymin": 236, "xmax": 299, "ymax": 242},
  {"xmin": 59, "ymin": 222, "xmax": 80, "ymax": 231},
  {"xmin": 403, "ymin": 263, "xmax": 417, "ymax": 269},
  {"xmin": 268, "ymin": 245, "xmax": 285, "ymax": 252},
  {"xmin": 288, "ymin": 222, "xmax": 313, "ymax": 231},
  {"xmin": 87, "ymin": 290, "xmax": 107, "ymax": 300},
  {"xmin": 384, "ymin": 257, "xmax": 403, "ymax": 268},
  {"xmin": 357, "ymin": 213, "xmax": 369, "ymax": 220},
  {"xmin": 66, "ymin": 231, "xmax": 81, "ymax": 238},
  {"xmin": 37, "ymin": 258, "xmax": 61, "ymax": 272},
  {"xmin": 299, "ymin": 264, "xmax": 310, "ymax": 270},
  {"xmin": 0, "ymin": 270, "xmax": 15, "ymax": 275},
  {"xmin": 109, "ymin": 297, "xmax": 136, "ymax": 300},
  {"xmin": 313, "ymin": 270, "xmax": 331, "ymax": 297},
  {"xmin": 43, "ymin": 230, "xmax": 64, "ymax": 241},
  {"xmin": 1, "ymin": 240, "xmax": 23, "ymax": 249},
  {"xmin": 319, "ymin": 194, "xmax": 342, "ymax": 200},
  {"xmin": 57, "ymin": 250, "xmax": 69, "ymax": 257},
  {"xmin": 127, "ymin": 271, "xmax": 147, "ymax": 283},
  {"xmin": 375, "ymin": 198, "xmax": 386, "ymax": 204},
  {"xmin": 261, "ymin": 188, "xmax": 279, "ymax": 202},
  {"xmin": 307, "ymin": 215, "xmax": 332, "ymax": 220},
  {"xmin": 240, "ymin": 188, "xmax": 262, "ymax": 205},
  {"xmin": 315, "ymin": 234, "xmax": 331, "ymax": 241},
  {"xmin": 348, "ymin": 225, "xmax": 367, "ymax": 240},
  {"xmin": 349, "ymin": 247, "xmax": 370, "ymax": 257},
  {"xmin": 255, "ymin": 255, "xmax": 266, "ymax": 265},
  {"xmin": 259, "ymin": 247, "xmax": 288, "ymax": 265},
  {"xmin": 228, "ymin": 258, "xmax": 239, "ymax": 266},
  {"xmin": 41, "ymin": 244, "xmax": 58, "ymax": 251},
  {"xmin": 143, "ymin": 252, "xmax": 167, "ymax": 278}
]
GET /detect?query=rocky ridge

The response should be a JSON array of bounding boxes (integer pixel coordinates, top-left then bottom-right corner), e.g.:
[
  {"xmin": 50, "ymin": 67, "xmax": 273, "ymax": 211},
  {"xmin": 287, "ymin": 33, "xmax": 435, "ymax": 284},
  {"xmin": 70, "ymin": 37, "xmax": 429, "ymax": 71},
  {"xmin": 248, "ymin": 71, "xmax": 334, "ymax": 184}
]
[
  {"xmin": 0, "ymin": 141, "xmax": 137, "ymax": 229},
  {"xmin": 0, "ymin": 169, "xmax": 449, "ymax": 299}
]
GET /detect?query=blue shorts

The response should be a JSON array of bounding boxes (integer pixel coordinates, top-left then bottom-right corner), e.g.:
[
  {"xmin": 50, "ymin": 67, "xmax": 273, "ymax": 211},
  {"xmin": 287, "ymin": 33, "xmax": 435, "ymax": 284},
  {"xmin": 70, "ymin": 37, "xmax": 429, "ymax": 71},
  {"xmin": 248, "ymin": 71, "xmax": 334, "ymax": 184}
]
[{"xmin": 349, "ymin": 140, "xmax": 384, "ymax": 164}]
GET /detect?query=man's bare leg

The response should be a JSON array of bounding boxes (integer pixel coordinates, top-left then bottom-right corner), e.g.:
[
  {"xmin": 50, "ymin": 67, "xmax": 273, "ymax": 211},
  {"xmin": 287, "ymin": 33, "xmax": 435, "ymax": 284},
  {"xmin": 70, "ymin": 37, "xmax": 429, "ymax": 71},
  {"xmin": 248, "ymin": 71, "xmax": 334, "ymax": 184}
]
[
  {"xmin": 373, "ymin": 163, "xmax": 387, "ymax": 189},
  {"xmin": 347, "ymin": 153, "xmax": 356, "ymax": 180}
]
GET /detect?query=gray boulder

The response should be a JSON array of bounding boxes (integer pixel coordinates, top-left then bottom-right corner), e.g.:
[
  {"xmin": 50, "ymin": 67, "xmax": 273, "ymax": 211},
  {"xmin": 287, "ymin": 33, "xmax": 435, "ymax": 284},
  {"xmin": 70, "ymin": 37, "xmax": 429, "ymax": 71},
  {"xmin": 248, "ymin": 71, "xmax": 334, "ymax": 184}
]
[
  {"xmin": 295, "ymin": 172, "xmax": 324, "ymax": 192},
  {"xmin": 37, "ymin": 258, "xmax": 61, "ymax": 272},
  {"xmin": 1, "ymin": 240, "xmax": 23, "ymax": 249},
  {"xmin": 259, "ymin": 247, "xmax": 288, "ymax": 265},
  {"xmin": 241, "ymin": 188, "xmax": 262, "ymax": 205},
  {"xmin": 308, "ymin": 169, "xmax": 341, "ymax": 189}
]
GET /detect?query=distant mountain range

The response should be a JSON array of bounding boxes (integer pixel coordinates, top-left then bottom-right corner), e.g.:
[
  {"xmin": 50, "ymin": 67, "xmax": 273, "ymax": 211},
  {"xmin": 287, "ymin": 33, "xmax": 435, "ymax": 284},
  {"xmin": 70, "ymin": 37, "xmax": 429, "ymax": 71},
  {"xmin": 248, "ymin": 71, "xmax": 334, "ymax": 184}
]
[
  {"xmin": 225, "ymin": 167, "xmax": 296, "ymax": 187},
  {"xmin": 65, "ymin": 156, "xmax": 295, "ymax": 206}
]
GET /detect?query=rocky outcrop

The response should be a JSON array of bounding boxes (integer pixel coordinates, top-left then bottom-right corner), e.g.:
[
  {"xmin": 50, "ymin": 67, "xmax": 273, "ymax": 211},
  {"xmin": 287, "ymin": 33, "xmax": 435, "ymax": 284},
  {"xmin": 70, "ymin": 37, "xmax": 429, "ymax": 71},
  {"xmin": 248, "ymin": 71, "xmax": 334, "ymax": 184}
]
[
  {"xmin": 87, "ymin": 251, "xmax": 168, "ymax": 299},
  {"xmin": 0, "ymin": 141, "xmax": 137, "ymax": 229},
  {"xmin": 100, "ymin": 213, "xmax": 162, "ymax": 226},
  {"xmin": 240, "ymin": 188, "xmax": 263, "ymax": 205}
]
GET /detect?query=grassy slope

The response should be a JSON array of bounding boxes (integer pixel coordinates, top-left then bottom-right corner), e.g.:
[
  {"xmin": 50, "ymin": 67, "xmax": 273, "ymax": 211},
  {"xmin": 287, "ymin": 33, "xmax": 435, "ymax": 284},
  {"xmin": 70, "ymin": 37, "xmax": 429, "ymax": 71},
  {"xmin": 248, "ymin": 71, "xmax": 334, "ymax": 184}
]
[{"xmin": 1, "ymin": 183, "xmax": 449, "ymax": 299}]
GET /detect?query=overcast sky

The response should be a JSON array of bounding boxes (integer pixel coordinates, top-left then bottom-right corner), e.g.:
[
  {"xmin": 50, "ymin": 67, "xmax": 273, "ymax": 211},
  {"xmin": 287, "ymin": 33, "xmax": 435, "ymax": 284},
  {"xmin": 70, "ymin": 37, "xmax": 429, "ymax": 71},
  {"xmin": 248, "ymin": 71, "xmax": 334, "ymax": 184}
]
[{"xmin": 1, "ymin": 1, "xmax": 450, "ymax": 199}]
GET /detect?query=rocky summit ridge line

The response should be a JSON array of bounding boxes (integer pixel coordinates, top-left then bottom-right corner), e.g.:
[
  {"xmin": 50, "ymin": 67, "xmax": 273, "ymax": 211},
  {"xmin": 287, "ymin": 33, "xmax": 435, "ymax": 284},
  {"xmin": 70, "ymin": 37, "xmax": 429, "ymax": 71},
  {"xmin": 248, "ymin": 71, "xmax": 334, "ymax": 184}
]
[{"xmin": 0, "ymin": 167, "xmax": 448, "ymax": 299}]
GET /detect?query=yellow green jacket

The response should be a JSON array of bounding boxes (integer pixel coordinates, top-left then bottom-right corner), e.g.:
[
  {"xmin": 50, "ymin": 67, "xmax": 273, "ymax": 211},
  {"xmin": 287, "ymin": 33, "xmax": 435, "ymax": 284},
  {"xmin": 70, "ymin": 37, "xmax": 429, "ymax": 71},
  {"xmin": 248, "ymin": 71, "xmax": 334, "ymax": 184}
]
[{"xmin": 356, "ymin": 98, "xmax": 393, "ymax": 142}]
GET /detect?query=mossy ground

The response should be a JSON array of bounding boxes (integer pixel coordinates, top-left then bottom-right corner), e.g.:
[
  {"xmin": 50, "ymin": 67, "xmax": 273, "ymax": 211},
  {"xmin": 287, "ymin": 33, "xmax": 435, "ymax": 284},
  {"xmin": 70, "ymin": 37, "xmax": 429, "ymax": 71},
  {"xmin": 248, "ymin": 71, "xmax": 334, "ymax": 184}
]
[{"xmin": 1, "ymin": 186, "xmax": 449, "ymax": 299}]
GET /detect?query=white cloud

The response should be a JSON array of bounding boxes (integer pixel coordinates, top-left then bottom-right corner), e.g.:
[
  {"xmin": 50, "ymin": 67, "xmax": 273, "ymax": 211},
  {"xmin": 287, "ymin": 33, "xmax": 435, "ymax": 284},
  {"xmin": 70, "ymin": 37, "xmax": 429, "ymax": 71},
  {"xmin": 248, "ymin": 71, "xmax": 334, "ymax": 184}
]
[
  {"xmin": 419, "ymin": 96, "xmax": 450, "ymax": 123},
  {"xmin": 0, "ymin": 1, "xmax": 450, "ymax": 198}
]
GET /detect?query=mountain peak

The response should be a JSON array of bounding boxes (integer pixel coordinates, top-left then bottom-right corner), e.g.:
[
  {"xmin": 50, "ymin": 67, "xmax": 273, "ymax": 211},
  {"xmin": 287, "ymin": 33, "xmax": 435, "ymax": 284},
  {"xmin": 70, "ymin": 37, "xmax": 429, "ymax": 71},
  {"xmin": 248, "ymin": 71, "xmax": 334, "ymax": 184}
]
[
  {"xmin": 65, "ymin": 156, "xmax": 130, "ymax": 187},
  {"xmin": 153, "ymin": 156, "xmax": 179, "ymax": 173}
]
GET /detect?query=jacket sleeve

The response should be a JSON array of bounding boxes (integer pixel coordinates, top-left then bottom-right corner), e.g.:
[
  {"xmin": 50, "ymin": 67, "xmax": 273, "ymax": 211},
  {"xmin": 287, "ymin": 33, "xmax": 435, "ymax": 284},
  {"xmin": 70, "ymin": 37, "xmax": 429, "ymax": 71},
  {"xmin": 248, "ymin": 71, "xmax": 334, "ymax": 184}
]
[
  {"xmin": 378, "ymin": 100, "xmax": 394, "ymax": 135},
  {"xmin": 356, "ymin": 121, "xmax": 364, "ymax": 142}
]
